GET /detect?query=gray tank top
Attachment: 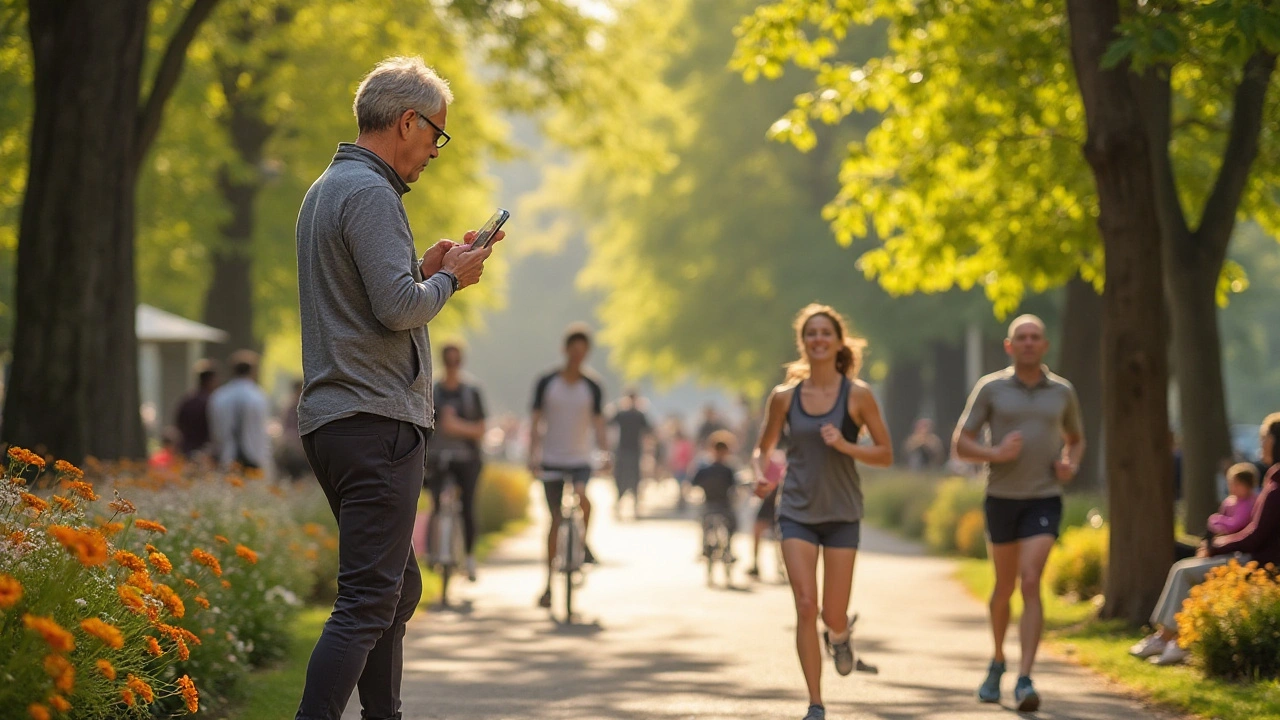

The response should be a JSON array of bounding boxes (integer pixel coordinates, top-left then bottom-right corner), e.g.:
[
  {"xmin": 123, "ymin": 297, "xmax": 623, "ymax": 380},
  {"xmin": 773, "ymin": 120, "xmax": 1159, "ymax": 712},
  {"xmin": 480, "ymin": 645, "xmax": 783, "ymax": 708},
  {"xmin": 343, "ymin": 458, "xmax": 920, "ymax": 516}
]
[{"xmin": 779, "ymin": 376, "xmax": 864, "ymax": 524}]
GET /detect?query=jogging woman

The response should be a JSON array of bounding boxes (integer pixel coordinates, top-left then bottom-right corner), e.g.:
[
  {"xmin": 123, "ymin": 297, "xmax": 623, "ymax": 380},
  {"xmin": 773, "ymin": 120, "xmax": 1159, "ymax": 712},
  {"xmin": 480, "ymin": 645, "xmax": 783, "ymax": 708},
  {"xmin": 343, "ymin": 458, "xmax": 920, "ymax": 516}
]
[{"xmin": 753, "ymin": 304, "xmax": 893, "ymax": 720}]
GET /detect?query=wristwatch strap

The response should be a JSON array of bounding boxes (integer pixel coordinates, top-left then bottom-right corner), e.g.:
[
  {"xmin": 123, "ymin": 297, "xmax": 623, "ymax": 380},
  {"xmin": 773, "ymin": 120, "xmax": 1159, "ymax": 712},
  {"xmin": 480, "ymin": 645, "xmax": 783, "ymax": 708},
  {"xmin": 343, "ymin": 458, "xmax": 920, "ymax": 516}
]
[{"xmin": 438, "ymin": 269, "xmax": 460, "ymax": 293}]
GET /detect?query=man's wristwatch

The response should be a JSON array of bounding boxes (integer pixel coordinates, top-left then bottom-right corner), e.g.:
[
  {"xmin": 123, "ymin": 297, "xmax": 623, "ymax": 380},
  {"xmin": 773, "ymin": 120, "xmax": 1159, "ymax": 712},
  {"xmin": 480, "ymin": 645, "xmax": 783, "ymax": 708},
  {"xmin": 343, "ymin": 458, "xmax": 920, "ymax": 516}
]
[{"xmin": 438, "ymin": 269, "xmax": 459, "ymax": 293}]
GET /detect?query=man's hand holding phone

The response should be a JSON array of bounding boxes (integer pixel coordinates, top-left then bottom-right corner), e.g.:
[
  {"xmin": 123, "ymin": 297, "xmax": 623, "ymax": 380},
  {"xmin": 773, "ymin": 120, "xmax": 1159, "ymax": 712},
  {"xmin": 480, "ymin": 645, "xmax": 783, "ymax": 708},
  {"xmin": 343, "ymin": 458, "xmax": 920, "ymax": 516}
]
[{"xmin": 441, "ymin": 229, "xmax": 503, "ymax": 289}]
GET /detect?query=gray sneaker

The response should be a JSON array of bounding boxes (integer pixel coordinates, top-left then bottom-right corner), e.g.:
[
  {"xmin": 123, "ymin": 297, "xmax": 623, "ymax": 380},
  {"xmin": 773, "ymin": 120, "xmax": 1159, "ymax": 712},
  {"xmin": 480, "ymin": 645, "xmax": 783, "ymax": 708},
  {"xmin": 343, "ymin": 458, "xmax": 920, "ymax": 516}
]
[
  {"xmin": 1014, "ymin": 675, "xmax": 1040, "ymax": 712},
  {"xmin": 802, "ymin": 703, "xmax": 825, "ymax": 720},
  {"xmin": 977, "ymin": 660, "xmax": 1005, "ymax": 703},
  {"xmin": 824, "ymin": 629, "xmax": 855, "ymax": 676}
]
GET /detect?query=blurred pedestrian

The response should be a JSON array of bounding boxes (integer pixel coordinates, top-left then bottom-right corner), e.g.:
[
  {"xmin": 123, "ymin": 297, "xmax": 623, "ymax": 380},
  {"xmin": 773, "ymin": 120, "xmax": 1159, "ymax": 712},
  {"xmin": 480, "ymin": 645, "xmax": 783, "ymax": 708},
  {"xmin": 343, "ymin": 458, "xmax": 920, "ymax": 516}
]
[
  {"xmin": 208, "ymin": 350, "xmax": 272, "ymax": 474},
  {"xmin": 610, "ymin": 387, "xmax": 652, "ymax": 518},
  {"xmin": 426, "ymin": 343, "xmax": 487, "ymax": 581},
  {"xmin": 174, "ymin": 360, "xmax": 217, "ymax": 458}
]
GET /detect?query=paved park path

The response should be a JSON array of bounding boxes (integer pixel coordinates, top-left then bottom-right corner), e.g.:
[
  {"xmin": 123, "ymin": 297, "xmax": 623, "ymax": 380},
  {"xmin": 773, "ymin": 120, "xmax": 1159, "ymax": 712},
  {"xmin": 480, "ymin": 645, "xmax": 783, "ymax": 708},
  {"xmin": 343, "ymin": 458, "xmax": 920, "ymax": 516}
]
[{"xmin": 342, "ymin": 481, "xmax": 1184, "ymax": 720}]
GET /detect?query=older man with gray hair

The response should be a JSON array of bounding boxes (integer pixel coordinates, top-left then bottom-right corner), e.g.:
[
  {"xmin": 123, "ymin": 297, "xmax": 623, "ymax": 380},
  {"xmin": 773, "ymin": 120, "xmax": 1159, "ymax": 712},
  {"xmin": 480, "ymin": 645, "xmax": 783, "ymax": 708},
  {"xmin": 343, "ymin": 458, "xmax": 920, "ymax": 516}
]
[{"xmin": 293, "ymin": 56, "xmax": 499, "ymax": 720}]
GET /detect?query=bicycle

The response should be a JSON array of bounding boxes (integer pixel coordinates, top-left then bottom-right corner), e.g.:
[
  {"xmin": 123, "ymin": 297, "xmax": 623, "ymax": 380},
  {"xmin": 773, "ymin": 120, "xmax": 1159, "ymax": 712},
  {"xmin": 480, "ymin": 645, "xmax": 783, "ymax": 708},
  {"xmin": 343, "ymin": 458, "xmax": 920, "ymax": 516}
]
[
  {"xmin": 426, "ymin": 461, "xmax": 467, "ymax": 608},
  {"xmin": 546, "ymin": 471, "xmax": 588, "ymax": 624}
]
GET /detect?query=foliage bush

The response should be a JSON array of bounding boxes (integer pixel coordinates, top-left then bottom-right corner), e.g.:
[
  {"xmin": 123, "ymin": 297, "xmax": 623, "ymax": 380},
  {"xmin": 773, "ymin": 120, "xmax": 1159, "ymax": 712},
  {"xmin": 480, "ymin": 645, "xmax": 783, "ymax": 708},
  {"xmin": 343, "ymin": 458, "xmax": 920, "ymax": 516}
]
[
  {"xmin": 475, "ymin": 463, "xmax": 532, "ymax": 536},
  {"xmin": 1045, "ymin": 523, "xmax": 1108, "ymax": 600},
  {"xmin": 0, "ymin": 448, "xmax": 338, "ymax": 718},
  {"xmin": 954, "ymin": 508, "xmax": 988, "ymax": 559},
  {"xmin": 861, "ymin": 472, "xmax": 937, "ymax": 540},
  {"xmin": 1178, "ymin": 559, "xmax": 1280, "ymax": 681},
  {"xmin": 923, "ymin": 477, "xmax": 985, "ymax": 554}
]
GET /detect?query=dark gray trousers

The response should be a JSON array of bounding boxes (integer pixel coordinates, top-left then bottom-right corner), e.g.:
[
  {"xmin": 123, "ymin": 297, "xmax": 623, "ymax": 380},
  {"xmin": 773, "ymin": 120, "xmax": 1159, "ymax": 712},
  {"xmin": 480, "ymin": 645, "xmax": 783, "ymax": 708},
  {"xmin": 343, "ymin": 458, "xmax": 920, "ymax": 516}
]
[{"xmin": 296, "ymin": 413, "xmax": 427, "ymax": 720}]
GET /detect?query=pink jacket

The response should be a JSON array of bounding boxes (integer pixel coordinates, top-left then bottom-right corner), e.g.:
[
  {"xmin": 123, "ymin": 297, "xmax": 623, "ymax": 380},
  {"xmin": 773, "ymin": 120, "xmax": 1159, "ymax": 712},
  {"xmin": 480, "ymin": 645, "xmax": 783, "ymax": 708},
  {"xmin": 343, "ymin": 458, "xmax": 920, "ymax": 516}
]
[{"xmin": 1208, "ymin": 494, "xmax": 1256, "ymax": 535}]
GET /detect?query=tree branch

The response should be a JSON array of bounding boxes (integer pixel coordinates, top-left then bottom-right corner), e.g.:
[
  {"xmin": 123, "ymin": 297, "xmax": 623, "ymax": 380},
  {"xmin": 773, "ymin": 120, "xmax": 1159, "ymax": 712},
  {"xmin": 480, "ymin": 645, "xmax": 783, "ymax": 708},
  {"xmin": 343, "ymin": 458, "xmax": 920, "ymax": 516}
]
[
  {"xmin": 134, "ymin": 0, "xmax": 222, "ymax": 166},
  {"xmin": 1195, "ymin": 50, "xmax": 1277, "ymax": 262},
  {"xmin": 1134, "ymin": 65, "xmax": 1189, "ymax": 242}
]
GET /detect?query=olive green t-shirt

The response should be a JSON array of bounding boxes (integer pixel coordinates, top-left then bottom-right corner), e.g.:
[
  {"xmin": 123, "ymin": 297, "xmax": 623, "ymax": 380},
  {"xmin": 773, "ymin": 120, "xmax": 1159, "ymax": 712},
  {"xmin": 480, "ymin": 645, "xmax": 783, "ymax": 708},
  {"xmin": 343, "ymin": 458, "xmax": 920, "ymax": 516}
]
[{"xmin": 958, "ymin": 367, "xmax": 1083, "ymax": 499}]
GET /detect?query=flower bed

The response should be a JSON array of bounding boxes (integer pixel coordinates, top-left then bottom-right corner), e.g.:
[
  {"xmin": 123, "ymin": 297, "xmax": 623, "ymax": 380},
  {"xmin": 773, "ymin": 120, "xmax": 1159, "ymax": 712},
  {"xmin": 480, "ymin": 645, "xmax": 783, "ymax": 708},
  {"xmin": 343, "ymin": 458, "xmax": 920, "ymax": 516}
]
[
  {"xmin": 1, "ymin": 448, "xmax": 337, "ymax": 718},
  {"xmin": 1178, "ymin": 559, "xmax": 1280, "ymax": 681}
]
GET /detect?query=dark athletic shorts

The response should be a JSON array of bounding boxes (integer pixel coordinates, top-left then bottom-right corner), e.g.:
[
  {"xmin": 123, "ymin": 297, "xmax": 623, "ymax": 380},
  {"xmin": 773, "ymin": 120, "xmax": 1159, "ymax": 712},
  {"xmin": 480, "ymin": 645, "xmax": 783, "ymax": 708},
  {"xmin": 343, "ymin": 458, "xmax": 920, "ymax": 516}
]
[
  {"xmin": 778, "ymin": 516, "xmax": 861, "ymax": 549},
  {"xmin": 984, "ymin": 495, "xmax": 1062, "ymax": 545},
  {"xmin": 540, "ymin": 465, "xmax": 591, "ymax": 514}
]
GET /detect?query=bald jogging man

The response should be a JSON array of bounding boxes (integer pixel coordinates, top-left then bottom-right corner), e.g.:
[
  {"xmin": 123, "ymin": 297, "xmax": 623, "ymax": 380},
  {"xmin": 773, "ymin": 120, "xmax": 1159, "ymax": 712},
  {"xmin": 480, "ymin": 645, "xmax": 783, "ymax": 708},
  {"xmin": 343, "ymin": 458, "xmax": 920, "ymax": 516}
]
[
  {"xmin": 293, "ymin": 57, "xmax": 500, "ymax": 720},
  {"xmin": 955, "ymin": 314, "xmax": 1084, "ymax": 713}
]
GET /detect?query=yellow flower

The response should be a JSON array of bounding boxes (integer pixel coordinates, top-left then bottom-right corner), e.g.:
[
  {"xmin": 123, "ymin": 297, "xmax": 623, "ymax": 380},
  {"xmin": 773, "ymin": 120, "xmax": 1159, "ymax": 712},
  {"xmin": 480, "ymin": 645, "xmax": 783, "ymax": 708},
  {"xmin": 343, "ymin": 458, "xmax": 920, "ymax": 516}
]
[
  {"xmin": 191, "ymin": 548, "xmax": 222, "ymax": 576},
  {"xmin": 113, "ymin": 550, "xmax": 147, "ymax": 572},
  {"xmin": 178, "ymin": 675, "xmax": 200, "ymax": 713},
  {"xmin": 0, "ymin": 573, "xmax": 23, "ymax": 609},
  {"xmin": 126, "ymin": 570, "xmax": 153, "ymax": 594},
  {"xmin": 194, "ymin": 595, "xmax": 210, "ymax": 610},
  {"xmin": 235, "ymin": 544, "xmax": 259, "ymax": 564},
  {"xmin": 177, "ymin": 638, "xmax": 190, "ymax": 661},
  {"xmin": 9, "ymin": 446, "xmax": 46, "ymax": 470},
  {"xmin": 20, "ymin": 493, "xmax": 48, "ymax": 515},
  {"xmin": 24, "ymin": 614, "xmax": 75, "ymax": 653},
  {"xmin": 184, "ymin": 578, "xmax": 199, "ymax": 589},
  {"xmin": 95, "ymin": 658, "xmax": 116, "ymax": 681},
  {"xmin": 145, "ymin": 636, "xmax": 164, "ymax": 657},
  {"xmin": 117, "ymin": 585, "xmax": 146, "ymax": 614},
  {"xmin": 80, "ymin": 618, "xmax": 124, "ymax": 650},
  {"xmin": 43, "ymin": 653, "xmax": 74, "ymax": 692},
  {"xmin": 98, "ymin": 521, "xmax": 124, "ymax": 536},
  {"xmin": 148, "ymin": 550, "xmax": 172, "ymax": 574},
  {"xmin": 27, "ymin": 703, "xmax": 49, "ymax": 720},
  {"xmin": 125, "ymin": 674, "xmax": 155, "ymax": 703},
  {"xmin": 51, "ymin": 495, "xmax": 75, "ymax": 512},
  {"xmin": 133, "ymin": 519, "xmax": 167, "ymax": 534}
]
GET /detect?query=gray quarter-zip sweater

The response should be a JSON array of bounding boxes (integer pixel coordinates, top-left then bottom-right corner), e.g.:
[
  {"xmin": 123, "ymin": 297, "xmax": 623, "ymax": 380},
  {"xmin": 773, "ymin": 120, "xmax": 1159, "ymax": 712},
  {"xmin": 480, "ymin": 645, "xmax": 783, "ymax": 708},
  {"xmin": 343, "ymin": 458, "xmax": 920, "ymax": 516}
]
[{"xmin": 295, "ymin": 143, "xmax": 454, "ymax": 435}]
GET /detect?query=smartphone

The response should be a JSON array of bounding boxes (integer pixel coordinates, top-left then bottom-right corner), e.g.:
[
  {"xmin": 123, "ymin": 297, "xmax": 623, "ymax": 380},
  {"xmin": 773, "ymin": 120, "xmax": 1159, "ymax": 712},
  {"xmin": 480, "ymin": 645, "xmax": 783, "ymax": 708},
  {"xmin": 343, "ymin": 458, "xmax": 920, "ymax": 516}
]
[{"xmin": 471, "ymin": 208, "xmax": 510, "ymax": 250}]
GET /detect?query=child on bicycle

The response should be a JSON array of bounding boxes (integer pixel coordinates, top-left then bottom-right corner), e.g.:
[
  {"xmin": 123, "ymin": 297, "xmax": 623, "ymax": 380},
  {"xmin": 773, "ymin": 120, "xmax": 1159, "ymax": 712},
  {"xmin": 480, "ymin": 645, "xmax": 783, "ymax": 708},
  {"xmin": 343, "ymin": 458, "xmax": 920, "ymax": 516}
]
[{"xmin": 692, "ymin": 431, "xmax": 741, "ymax": 562}]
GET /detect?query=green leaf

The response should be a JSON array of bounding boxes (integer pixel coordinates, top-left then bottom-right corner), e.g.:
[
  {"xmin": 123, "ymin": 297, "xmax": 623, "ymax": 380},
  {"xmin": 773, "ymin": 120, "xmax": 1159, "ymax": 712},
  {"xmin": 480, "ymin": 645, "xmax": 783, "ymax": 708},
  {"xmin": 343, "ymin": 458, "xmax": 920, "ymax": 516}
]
[{"xmin": 1100, "ymin": 36, "xmax": 1137, "ymax": 70}]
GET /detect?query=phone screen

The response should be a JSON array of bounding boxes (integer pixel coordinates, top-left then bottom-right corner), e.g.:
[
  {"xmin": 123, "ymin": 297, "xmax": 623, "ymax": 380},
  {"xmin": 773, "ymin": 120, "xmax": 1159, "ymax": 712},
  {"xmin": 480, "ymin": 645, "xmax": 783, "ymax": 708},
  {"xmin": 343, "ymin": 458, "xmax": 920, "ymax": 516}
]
[{"xmin": 472, "ymin": 208, "xmax": 510, "ymax": 249}]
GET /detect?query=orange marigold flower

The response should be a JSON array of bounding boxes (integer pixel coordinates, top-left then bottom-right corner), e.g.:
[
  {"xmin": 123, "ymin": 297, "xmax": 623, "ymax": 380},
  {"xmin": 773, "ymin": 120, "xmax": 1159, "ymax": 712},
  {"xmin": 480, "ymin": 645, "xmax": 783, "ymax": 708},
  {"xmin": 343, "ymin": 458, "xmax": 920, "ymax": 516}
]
[
  {"xmin": 235, "ymin": 544, "xmax": 259, "ymax": 564},
  {"xmin": 144, "ymin": 543, "xmax": 159, "ymax": 554},
  {"xmin": 7, "ymin": 530, "xmax": 26, "ymax": 544},
  {"xmin": 190, "ymin": 509, "xmax": 201, "ymax": 519},
  {"xmin": 303, "ymin": 522, "xmax": 324, "ymax": 537},
  {"xmin": 178, "ymin": 675, "xmax": 199, "ymax": 713},
  {"xmin": 120, "ymin": 688, "xmax": 135, "ymax": 707},
  {"xmin": 227, "ymin": 476, "xmax": 245, "ymax": 488},
  {"xmin": 177, "ymin": 638, "xmax": 190, "ymax": 661},
  {"xmin": 27, "ymin": 703, "xmax": 49, "ymax": 720},
  {"xmin": 148, "ymin": 550, "xmax": 172, "ymax": 574},
  {"xmin": 126, "ymin": 674, "xmax": 155, "ymax": 704},
  {"xmin": 65, "ymin": 480, "xmax": 96, "ymax": 501},
  {"xmin": 152, "ymin": 584, "xmax": 184, "ymax": 618},
  {"xmin": 48, "ymin": 695, "xmax": 71, "ymax": 712},
  {"xmin": 20, "ymin": 493, "xmax": 48, "ymax": 514},
  {"xmin": 221, "ymin": 579, "xmax": 232, "ymax": 589},
  {"xmin": 23, "ymin": 614, "xmax": 75, "ymax": 653},
  {"xmin": 113, "ymin": 550, "xmax": 147, "ymax": 572},
  {"xmin": 54, "ymin": 460, "xmax": 84, "ymax": 479},
  {"xmin": 126, "ymin": 570, "xmax": 153, "ymax": 594},
  {"xmin": 133, "ymin": 519, "xmax": 167, "ymax": 534},
  {"xmin": 117, "ymin": 585, "xmax": 146, "ymax": 613},
  {"xmin": 214, "ymin": 535, "xmax": 229, "ymax": 544},
  {"xmin": 95, "ymin": 658, "xmax": 116, "ymax": 681},
  {"xmin": 191, "ymin": 548, "xmax": 222, "ymax": 576},
  {"xmin": 0, "ymin": 573, "xmax": 23, "ymax": 609},
  {"xmin": 184, "ymin": 578, "xmax": 199, "ymax": 589},
  {"xmin": 98, "ymin": 521, "xmax": 123, "ymax": 537},
  {"xmin": 108, "ymin": 496, "xmax": 136, "ymax": 515},
  {"xmin": 80, "ymin": 618, "xmax": 124, "ymax": 649},
  {"xmin": 145, "ymin": 636, "xmax": 163, "ymax": 657},
  {"xmin": 51, "ymin": 495, "xmax": 75, "ymax": 512},
  {"xmin": 47, "ymin": 525, "xmax": 109, "ymax": 567},
  {"xmin": 194, "ymin": 595, "xmax": 210, "ymax": 610},
  {"xmin": 43, "ymin": 653, "xmax": 74, "ymax": 692},
  {"xmin": 9, "ymin": 446, "xmax": 46, "ymax": 470}
]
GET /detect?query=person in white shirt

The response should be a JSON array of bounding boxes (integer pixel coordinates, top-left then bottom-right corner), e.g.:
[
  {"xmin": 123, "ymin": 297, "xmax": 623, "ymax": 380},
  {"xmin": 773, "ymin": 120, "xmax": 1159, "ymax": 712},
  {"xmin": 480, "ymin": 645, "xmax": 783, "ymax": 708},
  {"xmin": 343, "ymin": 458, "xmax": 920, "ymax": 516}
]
[{"xmin": 208, "ymin": 349, "xmax": 273, "ymax": 475}]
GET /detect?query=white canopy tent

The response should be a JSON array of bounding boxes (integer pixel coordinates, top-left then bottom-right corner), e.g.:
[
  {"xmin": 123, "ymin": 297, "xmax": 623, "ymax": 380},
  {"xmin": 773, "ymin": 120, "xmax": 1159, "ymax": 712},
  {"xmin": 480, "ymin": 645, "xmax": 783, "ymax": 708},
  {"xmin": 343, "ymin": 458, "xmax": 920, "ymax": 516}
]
[{"xmin": 136, "ymin": 304, "xmax": 227, "ymax": 440}]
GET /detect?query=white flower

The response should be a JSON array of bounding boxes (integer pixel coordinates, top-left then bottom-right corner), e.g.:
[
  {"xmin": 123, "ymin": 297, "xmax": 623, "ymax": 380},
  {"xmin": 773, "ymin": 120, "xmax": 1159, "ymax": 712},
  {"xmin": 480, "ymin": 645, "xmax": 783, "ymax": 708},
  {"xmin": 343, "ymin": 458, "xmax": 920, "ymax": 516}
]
[{"xmin": 75, "ymin": 598, "xmax": 88, "ymax": 607}]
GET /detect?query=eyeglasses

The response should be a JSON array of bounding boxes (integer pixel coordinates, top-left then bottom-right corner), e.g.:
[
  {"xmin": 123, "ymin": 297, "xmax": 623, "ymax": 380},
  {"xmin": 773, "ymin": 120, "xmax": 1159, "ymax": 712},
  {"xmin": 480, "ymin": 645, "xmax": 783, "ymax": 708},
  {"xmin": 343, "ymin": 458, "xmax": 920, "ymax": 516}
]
[{"xmin": 416, "ymin": 110, "xmax": 450, "ymax": 149}]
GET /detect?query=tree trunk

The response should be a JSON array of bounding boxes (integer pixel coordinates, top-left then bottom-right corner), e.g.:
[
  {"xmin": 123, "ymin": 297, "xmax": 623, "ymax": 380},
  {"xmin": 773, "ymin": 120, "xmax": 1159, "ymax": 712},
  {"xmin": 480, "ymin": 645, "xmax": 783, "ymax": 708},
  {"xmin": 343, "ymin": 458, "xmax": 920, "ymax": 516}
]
[
  {"xmin": 1058, "ymin": 275, "xmax": 1104, "ymax": 493},
  {"xmin": 931, "ymin": 339, "xmax": 967, "ymax": 454},
  {"xmin": 884, "ymin": 357, "xmax": 924, "ymax": 463},
  {"xmin": 1167, "ymin": 259, "xmax": 1232, "ymax": 533},
  {"xmin": 3, "ymin": 1, "xmax": 150, "ymax": 461},
  {"xmin": 203, "ymin": 164, "xmax": 262, "ymax": 359},
  {"xmin": 1067, "ymin": 0, "xmax": 1174, "ymax": 626}
]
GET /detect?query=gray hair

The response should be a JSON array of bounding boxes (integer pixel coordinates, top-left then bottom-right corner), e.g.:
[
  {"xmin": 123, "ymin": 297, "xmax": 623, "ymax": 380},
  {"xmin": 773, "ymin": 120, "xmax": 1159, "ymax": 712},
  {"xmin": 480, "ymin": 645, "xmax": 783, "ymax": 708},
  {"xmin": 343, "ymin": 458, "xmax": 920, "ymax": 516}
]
[{"xmin": 353, "ymin": 57, "xmax": 454, "ymax": 134}]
